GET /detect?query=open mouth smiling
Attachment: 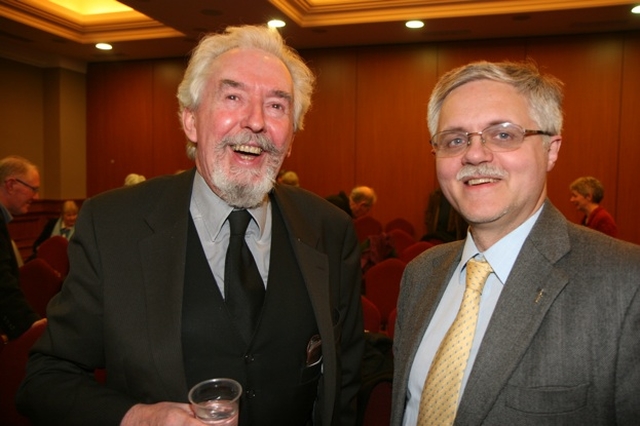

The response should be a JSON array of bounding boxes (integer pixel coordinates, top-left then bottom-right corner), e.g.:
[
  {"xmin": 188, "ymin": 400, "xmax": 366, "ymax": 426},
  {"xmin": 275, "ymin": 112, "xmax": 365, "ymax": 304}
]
[
  {"xmin": 232, "ymin": 144, "xmax": 263, "ymax": 157},
  {"xmin": 465, "ymin": 177, "xmax": 500, "ymax": 186}
]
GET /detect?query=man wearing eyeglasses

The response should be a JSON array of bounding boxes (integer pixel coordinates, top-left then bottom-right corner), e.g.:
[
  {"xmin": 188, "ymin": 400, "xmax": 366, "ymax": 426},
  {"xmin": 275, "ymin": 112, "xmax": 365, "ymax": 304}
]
[
  {"xmin": 391, "ymin": 61, "xmax": 640, "ymax": 425},
  {"xmin": 0, "ymin": 155, "xmax": 42, "ymax": 341}
]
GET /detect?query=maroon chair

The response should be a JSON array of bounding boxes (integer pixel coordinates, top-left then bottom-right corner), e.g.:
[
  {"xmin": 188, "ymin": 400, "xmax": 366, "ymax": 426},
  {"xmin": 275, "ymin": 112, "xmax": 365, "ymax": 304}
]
[
  {"xmin": 363, "ymin": 258, "xmax": 405, "ymax": 331},
  {"xmin": 354, "ymin": 216, "xmax": 383, "ymax": 243},
  {"xmin": 36, "ymin": 235, "xmax": 69, "ymax": 277},
  {"xmin": 384, "ymin": 217, "xmax": 415, "ymax": 238},
  {"xmin": 0, "ymin": 318, "xmax": 47, "ymax": 426},
  {"xmin": 399, "ymin": 241, "xmax": 434, "ymax": 263},
  {"xmin": 20, "ymin": 258, "xmax": 63, "ymax": 318},
  {"xmin": 387, "ymin": 228, "xmax": 415, "ymax": 255},
  {"xmin": 386, "ymin": 308, "xmax": 397, "ymax": 340},
  {"xmin": 361, "ymin": 295, "xmax": 382, "ymax": 334},
  {"xmin": 362, "ymin": 380, "xmax": 392, "ymax": 426}
]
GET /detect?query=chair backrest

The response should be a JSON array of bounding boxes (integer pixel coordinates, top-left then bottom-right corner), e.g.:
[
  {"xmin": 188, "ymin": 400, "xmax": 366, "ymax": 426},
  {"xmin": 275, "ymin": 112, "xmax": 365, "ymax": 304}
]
[
  {"xmin": 353, "ymin": 216, "xmax": 383, "ymax": 243},
  {"xmin": 399, "ymin": 241, "xmax": 434, "ymax": 263},
  {"xmin": 384, "ymin": 217, "xmax": 415, "ymax": 237},
  {"xmin": 362, "ymin": 380, "xmax": 392, "ymax": 426},
  {"xmin": 0, "ymin": 318, "xmax": 47, "ymax": 426},
  {"xmin": 361, "ymin": 295, "xmax": 381, "ymax": 333},
  {"xmin": 36, "ymin": 235, "xmax": 69, "ymax": 277},
  {"xmin": 387, "ymin": 228, "xmax": 415, "ymax": 255},
  {"xmin": 20, "ymin": 258, "xmax": 63, "ymax": 318},
  {"xmin": 363, "ymin": 258, "xmax": 406, "ymax": 329},
  {"xmin": 386, "ymin": 308, "xmax": 397, "ymax": 340}
]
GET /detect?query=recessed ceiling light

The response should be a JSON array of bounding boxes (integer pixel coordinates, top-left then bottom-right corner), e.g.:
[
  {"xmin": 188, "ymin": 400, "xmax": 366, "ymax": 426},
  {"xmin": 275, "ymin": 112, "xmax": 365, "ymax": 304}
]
[
  {"xmin": 268, "ymin": 20, "xmax": 286, "ymax": 29},
  {"xmin": 406, "ymin": 20, "xmax": 425, "ymax": 29},
  {"xmin": 95, "ymin": 43, "xmax": 113, "ymax": 50},
  {"xmin": 632, "ymin": 5, "xmax": 640, "ymax": 14}
]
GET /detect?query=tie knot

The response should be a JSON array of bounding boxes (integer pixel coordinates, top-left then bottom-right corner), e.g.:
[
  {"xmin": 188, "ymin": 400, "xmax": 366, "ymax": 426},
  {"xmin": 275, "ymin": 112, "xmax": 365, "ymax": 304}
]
[
  {"xmin": 466, "ymin": 258, "xmax": 493, "ymax": 293},
  {"xmin": 228, "ymin": 210, "xmax": 252, "ymax": 236}
]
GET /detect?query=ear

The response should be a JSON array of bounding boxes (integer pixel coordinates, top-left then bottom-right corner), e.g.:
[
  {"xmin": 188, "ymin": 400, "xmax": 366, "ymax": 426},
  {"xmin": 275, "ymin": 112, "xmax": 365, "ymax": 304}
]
[
  {"xmin": 546, "ymin": 135, "xmax": 562, "ymax": 172},
  {"xmin": 181, "ymin": 109, "xmax": 198, "ymax": 142}
]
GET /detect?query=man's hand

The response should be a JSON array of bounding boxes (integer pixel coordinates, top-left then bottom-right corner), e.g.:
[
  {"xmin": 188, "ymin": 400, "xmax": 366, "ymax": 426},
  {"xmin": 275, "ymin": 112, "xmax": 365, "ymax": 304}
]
[{"xmin": 121, "ymin": 402, "xmax": 202, "ymax": 426}]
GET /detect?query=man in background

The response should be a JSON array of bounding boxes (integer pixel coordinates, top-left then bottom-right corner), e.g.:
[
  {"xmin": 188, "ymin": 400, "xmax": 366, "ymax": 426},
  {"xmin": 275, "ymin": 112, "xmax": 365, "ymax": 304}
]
[
  {"xmin": 18, "ymin": 25, "xmax": 363, "ymax": 426},
  {"xmin": 31, "ymin": 200, "xmax": 79, "ymax": 256},
  {"xmin": 326, "ymin": 185, "xmax": 377, "ymax": 219},
  {"xmin": 391, "ymin": 61, "xmax": 640, "ymax": 425},
  {"xmin": 0, "ymin": 155, "xmax": 42, "ymax": 341}
]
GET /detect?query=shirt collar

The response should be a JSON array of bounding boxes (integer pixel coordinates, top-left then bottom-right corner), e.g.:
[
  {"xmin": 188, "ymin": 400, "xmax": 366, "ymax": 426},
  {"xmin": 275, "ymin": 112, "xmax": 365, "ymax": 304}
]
[
  {"xmin": 190, "ymin": 170, "xmax": 269, "ymax": 241},
  {"xmin": 461, "ymin": 204, "xmax": 545, "ymax": 285}
]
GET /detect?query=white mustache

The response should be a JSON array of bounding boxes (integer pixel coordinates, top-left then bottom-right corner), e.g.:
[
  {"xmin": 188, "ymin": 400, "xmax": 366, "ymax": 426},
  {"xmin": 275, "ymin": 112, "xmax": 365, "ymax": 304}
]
[
  {"xmin": 224, "ymin": 132, "xmax": 281, "ymax": 155},
  {"xmin": 456, "ymin": 163, "xmax": 507, "ymax": 181}
]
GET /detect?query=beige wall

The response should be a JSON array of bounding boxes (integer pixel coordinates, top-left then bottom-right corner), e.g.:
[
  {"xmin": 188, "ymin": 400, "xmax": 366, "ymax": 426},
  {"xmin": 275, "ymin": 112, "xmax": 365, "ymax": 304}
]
[{"xmin": 0, "ymin": 58, "xmax": 86, "ymax": 199}]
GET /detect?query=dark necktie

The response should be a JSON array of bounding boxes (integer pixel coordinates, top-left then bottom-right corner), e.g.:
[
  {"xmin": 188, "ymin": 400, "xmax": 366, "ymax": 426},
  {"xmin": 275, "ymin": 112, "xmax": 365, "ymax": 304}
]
[{"xmin": 224, "ymin": 210, "xmax": 265, "ymax": 342}]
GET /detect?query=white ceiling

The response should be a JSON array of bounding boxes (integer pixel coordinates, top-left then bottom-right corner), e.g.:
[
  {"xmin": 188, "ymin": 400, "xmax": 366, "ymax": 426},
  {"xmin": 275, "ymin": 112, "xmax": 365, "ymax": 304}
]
[{"xmin": 1, "ymin": 0, "xmax": 639, "ymax": 70}]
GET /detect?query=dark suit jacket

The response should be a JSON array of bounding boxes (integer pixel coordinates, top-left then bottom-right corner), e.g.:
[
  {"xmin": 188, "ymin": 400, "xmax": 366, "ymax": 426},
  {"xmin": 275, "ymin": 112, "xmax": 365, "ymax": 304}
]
[
  {"xmin": 391, "ymin": 201, "xmax": 640, "ymax": 425},
  {"xmin": 0, "ymin": 216, "xmax": 39, "ymax": 339},
  {"xmin": 18, "ymin": 169, "xmax": 364, "ymax": 426}
]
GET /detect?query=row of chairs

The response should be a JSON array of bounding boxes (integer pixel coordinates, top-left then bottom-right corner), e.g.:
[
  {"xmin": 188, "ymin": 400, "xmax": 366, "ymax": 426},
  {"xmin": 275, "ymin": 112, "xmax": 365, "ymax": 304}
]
[
  {"xmin": 0, "ymin": 236, "xmax": 70, "ymax": 425},
  {"xmin": 354, "ymin": 216, "xmax": 416, "ymax": 243}
]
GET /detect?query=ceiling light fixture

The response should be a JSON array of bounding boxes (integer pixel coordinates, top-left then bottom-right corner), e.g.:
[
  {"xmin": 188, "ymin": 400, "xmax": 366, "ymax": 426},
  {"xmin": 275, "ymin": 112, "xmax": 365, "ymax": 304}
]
[
  {"xmin": 95, "ymin": 43, "xmax": 113, "ymax": 50},
  {"xmin": 268, "ymin": 20, "xmax": 286, "ymax": 29},
  {"xmin": 632, "ymin": 5, "xmax": 640, "ymax": 14},
  {"xmin": 406, "ymin": 20, "xmax": 425, "ymax": 29}
]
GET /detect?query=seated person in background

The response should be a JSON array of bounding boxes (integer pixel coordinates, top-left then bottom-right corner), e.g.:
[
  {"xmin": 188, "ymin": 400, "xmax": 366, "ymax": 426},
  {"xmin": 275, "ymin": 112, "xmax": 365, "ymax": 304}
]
[
  {"xmin": 421, "ymin": 187, "xmax": 467, "ymax": 244},
  {"xmin": 0, "ymin": 155, "xmax": 43, "ymax": 341},
  {"xmin": 326, "ymin": 186, "xmax": 377, "ymax": 219},
  {"xmin": 123, "ymin": 173, "xmax": 146, "ymax": 186},
  {"xmin": 32, "ymin": 200, "xmax": 78, "ymax": 255},
  {"xmin": 569, "ymin": 176, "xmax": 617, "ymax": 237},
  {"xmin": 278, "ymin": 170, "xmax": 300, "ymax": 187}
]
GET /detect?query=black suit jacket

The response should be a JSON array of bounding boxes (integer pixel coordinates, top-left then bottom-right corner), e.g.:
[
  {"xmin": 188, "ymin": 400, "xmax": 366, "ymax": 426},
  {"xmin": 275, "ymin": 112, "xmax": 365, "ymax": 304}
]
[
  {"xmin": 0, "ymin": 215, "xmax": 39, "ymax": 339},
  {"xmin": 18, "ymin": 169, "xmax": 364, "ymax": 426}
]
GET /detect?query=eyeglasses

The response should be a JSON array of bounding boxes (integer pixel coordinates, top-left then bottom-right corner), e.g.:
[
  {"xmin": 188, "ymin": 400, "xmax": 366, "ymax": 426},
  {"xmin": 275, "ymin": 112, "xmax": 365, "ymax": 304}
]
[
  {"xmin": 430, "ymin": 122, "xmax": 553, "ymax": 158},
  {"xmin": 12, "ymin": 178, "xmax": 40, "ymax": 194}
]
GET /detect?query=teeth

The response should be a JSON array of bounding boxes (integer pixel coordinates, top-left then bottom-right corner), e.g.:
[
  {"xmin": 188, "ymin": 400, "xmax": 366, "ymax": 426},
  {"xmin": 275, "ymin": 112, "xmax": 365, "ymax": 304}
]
[
  {"xmin": 467, "ymin": 177, "xmax": 498, "ymax": 186},
  {"xmin": 232, "ymin": 144, "xmax": 263, "ymax": 155}
]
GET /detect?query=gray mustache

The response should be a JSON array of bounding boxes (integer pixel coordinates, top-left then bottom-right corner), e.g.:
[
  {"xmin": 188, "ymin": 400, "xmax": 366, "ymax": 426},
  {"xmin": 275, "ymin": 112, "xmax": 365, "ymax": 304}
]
[{"xmin": 456, "ymin": 164, "xmax": 507, "ymax": 181}]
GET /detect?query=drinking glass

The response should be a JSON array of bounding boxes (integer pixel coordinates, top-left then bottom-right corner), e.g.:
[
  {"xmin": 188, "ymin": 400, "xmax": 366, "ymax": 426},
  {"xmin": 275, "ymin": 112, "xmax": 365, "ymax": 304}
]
[{"xmin": 188, "ymin": 378, "xmax": 242, "ymax": 425}]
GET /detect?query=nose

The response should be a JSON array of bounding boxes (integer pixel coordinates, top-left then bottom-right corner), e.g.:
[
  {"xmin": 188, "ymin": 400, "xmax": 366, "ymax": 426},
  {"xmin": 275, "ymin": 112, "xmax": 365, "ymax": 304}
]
[
  {"xmin": 462, "ymin": 132, "xmax": 491, "ymax": 162},
  {"xmin": 242, "ymin": 101, "xmax": 265, "ymax": 133}
]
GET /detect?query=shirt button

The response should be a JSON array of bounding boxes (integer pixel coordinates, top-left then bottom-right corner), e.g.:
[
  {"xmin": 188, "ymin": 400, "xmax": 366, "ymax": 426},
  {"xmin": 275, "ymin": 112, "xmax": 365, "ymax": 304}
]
[
  {"xmin": 244, "ymin": 354, "xmax": 255, "ymax": 364},
  {"xmin": 245, "ymin": 389, "xmax": 257, "ymax": 398}
]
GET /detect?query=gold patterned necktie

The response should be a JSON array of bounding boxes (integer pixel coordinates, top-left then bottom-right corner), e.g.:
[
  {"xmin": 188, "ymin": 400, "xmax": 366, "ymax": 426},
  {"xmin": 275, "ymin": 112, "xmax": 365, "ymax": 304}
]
[{"xmin": 417, "ymin": 257, "xmax": 493, "ymax": 426}]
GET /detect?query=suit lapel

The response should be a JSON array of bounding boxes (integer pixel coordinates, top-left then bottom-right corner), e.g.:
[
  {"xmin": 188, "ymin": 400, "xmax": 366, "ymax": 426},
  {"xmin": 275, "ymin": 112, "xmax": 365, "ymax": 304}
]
[
  {"xmin": 138, "ymin": 169, "xmax": 195, "ymax": 400},
  {"xmin": 456, "ymin": 202, "xmax": 572, "ymax": 424},
  {"xmin": 270, "ymin": 187, "xmax": 335, "ymax": 424}
]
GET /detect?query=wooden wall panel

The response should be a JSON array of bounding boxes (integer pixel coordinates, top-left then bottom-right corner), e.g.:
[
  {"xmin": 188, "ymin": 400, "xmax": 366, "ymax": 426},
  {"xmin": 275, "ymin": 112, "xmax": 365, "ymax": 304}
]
[
  {"xmin": 526, "ymin": 35, "xmax": 623, "ymax": 225},
  {"xmin": 436, "ymin": 38, "xmax": 527, "ymax": 76},
  {"xmin": 617, "ymin": 32, "xmax": 640, "ymax": 244},
  {"xmin": 283, "ymin": 49, "xmax": 358, "ymax": 198},
  {"xmin": 151, "ymin": 58, "xmax": 193, "ymax": 176},
  {"xmin": 84, "ymin": 31, "xmax": 640, "ymax": 245},
  {"xmin": 87, "ymin": 61, "xmax": 155, "ymax": 195},
  {"xmin": 354, "ymin": 46, "xmax": 438, "ymax": 236}
]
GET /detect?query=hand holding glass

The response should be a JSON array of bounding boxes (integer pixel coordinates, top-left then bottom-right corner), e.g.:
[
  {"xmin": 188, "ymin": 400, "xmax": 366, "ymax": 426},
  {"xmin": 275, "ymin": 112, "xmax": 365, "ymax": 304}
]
[{"xmin": 188, "ymin": 378, "xmax": 242, "ymax": 425}]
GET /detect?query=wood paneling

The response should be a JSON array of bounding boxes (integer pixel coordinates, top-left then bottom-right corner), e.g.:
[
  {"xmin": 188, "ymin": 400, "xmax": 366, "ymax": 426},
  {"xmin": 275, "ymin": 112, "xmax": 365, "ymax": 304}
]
[
  {"xmin": 87, "ymin": 61, "xmax": 155, "ymax": 195},
  {"xmin": 617, "ymin": 32, "xmax": 640, "ymax": 244},
  {"xmin": 151, "ymin": 59, "xmax": 193, "ymax": 176},
  {"xmin": 282, "ymin": 49, "xmax": 358, "ymax": 198},
  {"xmin": 354, "ymin": 46, "xmax": 437, "ymax": 237},
  {"xmin": 85, "ymin": 31, "xmax": 640, "ymax": 244}
]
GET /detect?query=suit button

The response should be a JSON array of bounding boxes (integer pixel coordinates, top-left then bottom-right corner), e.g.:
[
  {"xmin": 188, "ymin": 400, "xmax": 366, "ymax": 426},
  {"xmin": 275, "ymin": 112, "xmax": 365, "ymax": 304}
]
[
  {"xmin": 245, "ymin": 389, "xmax": 257, "ymax": 398},
  {"xmin": 244, "ymin": 354, "xmax": 255, "ymax": 364}
]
